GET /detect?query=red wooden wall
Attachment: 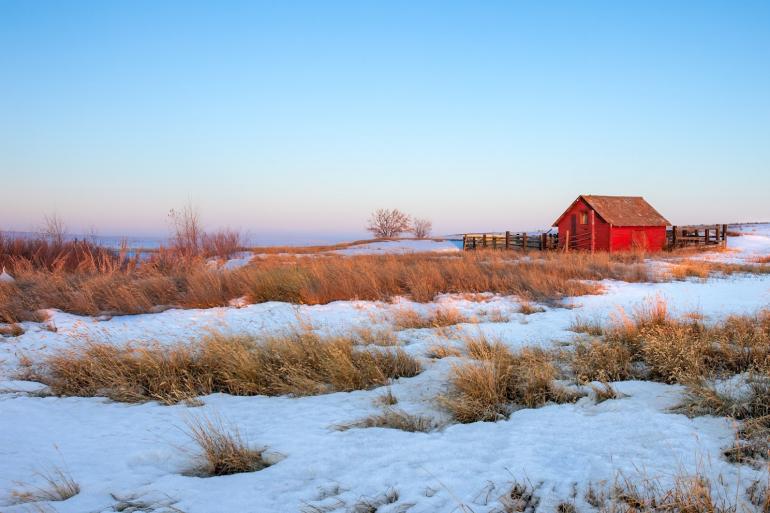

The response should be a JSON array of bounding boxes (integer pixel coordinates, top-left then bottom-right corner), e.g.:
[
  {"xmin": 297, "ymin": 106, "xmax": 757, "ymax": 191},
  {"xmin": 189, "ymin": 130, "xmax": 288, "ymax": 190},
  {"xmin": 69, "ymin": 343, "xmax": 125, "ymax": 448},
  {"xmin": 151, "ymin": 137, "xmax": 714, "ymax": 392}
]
[{"xmin": 556, "ymin": 198, "xmax": 667, "ymax": 252}]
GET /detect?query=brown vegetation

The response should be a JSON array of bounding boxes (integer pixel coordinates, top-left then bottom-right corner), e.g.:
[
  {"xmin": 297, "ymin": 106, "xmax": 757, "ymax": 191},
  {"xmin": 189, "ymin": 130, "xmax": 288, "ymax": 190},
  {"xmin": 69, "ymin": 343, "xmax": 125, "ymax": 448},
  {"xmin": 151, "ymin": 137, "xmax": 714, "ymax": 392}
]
[
  {"xmin": 337, "ymin": 408, "xmax": 438, "ymax": 432},
  {"xmin": 426, "ymin": 344, "xmax": 462, "ymax": 359},
  {"xmin": 585, "ymin": 472, "xmax": 757, "ymax": 513},
  {"xmin": 184, "ymin": 415, "xmax": 270, "ymax": 476},
  {"xmin": 0, "ymin": 249, "xmax": 655, "ymax": 323},
  {"xmin": 441, "ymin": 335, "xmax": 581, "ymax": 423},
  {"xmin": 391, "ymin": 307, "xmax": 472, "ymax": 330},
  {"xmin": 566, "ymin": 299, "xmax": 770, "ymax": 464},
  {"xmin": 40, "ymin": 331, "xmax": 421, "ymax": 404},
  {"xmin": 10, "ymin": 465, "xmax": 80, "ymax": 504},
  {"xmin": 0, "ymin": 322, "xmax": 24, "ymax": 337},
  {"xmin": 669, "ymin": 259, "xmax": 770, "ymax": 281}
]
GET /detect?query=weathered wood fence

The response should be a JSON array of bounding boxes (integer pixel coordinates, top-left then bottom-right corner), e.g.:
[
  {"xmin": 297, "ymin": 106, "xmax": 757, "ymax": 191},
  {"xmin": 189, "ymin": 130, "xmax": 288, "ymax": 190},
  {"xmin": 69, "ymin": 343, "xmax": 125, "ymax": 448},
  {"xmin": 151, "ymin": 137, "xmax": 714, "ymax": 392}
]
[
  {"xmin": 668, "ymin": 225, "xmax": 728, "ymax": 249},
  {"xmin": 462, "ymin": 232, "xmax": 559, "ymax": 251},
  {"xmin": 464, "ymin": 224, "xmax": 729, "ymax": 252}
]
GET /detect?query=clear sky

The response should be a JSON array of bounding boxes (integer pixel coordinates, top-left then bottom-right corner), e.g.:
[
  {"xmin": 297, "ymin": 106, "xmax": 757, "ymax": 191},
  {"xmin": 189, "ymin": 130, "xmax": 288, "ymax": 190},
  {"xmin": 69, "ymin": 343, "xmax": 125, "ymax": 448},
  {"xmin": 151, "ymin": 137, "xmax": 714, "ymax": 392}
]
[{"xmin": 1, "ymin": 1, "xmax": 769, "ymax": 242}]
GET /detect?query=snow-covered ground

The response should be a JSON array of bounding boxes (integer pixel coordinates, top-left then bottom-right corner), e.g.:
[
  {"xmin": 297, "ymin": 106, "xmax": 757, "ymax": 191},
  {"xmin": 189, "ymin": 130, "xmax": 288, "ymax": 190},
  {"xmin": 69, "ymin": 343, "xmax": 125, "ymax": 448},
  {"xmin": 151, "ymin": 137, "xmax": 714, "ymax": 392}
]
[
  {"xmin": 1, "ymin": 231, "xmax": 769, "ymax": 513},
  {"xmin": 331, "ymin": 239, "xmax": 462, "ymax": 256}
]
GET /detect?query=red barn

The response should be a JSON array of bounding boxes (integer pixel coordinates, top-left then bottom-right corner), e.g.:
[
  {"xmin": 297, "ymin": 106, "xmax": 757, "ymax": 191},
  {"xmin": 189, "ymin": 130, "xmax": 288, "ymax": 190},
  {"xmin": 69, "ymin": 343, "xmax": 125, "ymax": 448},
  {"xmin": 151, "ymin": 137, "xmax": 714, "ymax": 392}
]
[{"xmin": 553, "ymin": 195, "xmax": 670, "ymax": 252}]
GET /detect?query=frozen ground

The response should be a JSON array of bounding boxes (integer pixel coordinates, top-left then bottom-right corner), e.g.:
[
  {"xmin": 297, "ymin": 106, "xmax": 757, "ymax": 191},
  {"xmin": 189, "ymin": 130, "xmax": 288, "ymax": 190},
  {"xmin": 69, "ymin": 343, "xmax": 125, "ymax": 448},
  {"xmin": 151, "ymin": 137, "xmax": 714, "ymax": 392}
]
[{"xmin": 0, "ymin": 230, "xmax": 769, "ymax": 513}]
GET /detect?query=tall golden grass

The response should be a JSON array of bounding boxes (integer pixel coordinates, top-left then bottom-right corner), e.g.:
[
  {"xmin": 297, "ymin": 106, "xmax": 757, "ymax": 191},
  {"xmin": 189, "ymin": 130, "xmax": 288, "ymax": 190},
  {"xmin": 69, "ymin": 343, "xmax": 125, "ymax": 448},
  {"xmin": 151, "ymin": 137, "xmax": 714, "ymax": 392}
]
[
  {"xmin": 441, "ymin": 335, "xmax": 581, "ymax": 423},
  {"xmin": 40, "ymin": 331, "xmax": 421, "ymax": 404},
  {"xmin": 1, "ymin": 250, "xmax": 654, "ymax": 323}
]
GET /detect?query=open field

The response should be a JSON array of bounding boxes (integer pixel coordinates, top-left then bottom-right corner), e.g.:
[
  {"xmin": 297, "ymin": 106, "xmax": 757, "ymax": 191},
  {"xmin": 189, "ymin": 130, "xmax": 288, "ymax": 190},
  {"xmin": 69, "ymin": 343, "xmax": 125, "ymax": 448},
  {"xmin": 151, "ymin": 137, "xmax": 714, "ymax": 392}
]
[{"xmin": 1, "ymin": 224, "xmax": 770, "ymax": 512}]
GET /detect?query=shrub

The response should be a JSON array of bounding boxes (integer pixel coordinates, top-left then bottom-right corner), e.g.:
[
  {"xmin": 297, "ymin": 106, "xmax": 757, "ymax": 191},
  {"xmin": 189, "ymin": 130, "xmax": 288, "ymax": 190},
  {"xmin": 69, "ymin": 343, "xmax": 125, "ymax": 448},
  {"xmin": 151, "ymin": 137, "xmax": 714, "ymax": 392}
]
[
  {"xmin": 201, "ymin": 229, "xmax": 243, "ymax": 259},
  {"xmin": 411, "ymin": 218, "xmax": 432, "ymax": 239}
]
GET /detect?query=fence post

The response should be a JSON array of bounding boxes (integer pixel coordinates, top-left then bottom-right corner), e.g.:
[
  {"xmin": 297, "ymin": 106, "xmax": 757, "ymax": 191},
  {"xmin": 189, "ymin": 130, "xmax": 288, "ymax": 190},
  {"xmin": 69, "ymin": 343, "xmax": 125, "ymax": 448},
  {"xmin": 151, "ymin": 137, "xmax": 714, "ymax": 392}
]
[
  {"xmin": 522, "ymin": 233, "xmax": 528, "ymax": 254},
  {"xmin": 704, "ymin": 227, "xmax": 709, "ymax": 245},
  {"xmin": 505, "ymin": 231, "xmax": 510, "ymax": 250},
  {"xmin": 564, "ymin": 231, "xmax": 570, "ymax": 253},
  {"xmin": 672, "ymin": 226, "xmax": 677, "ymax": 249},
  {"xmin": 722, "ymin": 224, "xmax": 728, "ymax": 246},
  {"xmin": 482, "ymin": 234, "xmax": 487, "ymax": 248}
]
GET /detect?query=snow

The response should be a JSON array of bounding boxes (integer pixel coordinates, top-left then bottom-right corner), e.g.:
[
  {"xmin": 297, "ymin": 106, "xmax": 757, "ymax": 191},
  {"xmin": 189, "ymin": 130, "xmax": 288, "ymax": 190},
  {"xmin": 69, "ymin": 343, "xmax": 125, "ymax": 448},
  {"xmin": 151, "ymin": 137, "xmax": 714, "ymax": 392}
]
[
  {"xmin": 332, "ymin": 239, "xmax": 462, "ymax": 255},
  {"xmin": 1, "ymin": 237, "xmax": 769, "ymax": 512},
  {"xmin": 0, "ymin": 267, "xmax": 14, "ymax": 283}
]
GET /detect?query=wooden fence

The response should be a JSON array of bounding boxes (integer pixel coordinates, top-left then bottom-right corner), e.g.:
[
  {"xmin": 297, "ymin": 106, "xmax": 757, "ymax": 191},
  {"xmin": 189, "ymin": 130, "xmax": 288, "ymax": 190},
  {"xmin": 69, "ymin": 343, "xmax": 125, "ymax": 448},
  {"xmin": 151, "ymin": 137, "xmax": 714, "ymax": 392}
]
[
  {"xmin": 464, "ymin": 224, "xmax": 729, "ymax": 252},
  {"xmin": 462, "ymin": 232, "xmax": 559, "ymax": 251},
  {"xmin": 668, "ymin": 225, "xmax": 728, "ymax": 249}
]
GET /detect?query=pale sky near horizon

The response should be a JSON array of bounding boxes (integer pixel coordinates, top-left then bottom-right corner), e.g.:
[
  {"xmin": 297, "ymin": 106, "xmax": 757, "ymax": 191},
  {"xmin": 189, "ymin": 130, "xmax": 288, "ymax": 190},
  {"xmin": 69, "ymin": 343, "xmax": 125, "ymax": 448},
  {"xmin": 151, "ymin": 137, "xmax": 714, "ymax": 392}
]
[{"xmin": 1, "ymin": 1, "xmax": 769, "ymax": 242}]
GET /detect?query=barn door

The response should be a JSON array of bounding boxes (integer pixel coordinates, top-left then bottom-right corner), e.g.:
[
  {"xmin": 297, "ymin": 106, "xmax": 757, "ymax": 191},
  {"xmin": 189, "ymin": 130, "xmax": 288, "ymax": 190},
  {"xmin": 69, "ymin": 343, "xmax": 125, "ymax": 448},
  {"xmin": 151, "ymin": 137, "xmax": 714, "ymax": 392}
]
[
  {"xmin": 570, "ymin": 215, "xmax": 577, "ymax": 237},
  {"xmin": 631, "ymin": 231, "xmax": 648, "ymax": 250}
]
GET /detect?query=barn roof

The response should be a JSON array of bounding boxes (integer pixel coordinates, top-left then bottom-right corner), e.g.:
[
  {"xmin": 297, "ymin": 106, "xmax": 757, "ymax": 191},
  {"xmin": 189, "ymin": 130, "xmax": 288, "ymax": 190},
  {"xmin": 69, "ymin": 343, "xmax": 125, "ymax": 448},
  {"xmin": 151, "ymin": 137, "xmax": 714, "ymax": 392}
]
[{"xmin": 552, "ymin": 195, "xmax": 670, "ymax": 227}]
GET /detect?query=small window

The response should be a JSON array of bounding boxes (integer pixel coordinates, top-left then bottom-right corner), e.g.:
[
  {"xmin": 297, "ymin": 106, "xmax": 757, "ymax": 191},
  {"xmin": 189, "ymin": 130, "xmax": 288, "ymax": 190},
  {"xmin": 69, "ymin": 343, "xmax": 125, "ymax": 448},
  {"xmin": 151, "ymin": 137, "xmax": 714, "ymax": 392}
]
[{"xmin": 580, "ymin": 212, "xmax": 589, "ymax": 225}]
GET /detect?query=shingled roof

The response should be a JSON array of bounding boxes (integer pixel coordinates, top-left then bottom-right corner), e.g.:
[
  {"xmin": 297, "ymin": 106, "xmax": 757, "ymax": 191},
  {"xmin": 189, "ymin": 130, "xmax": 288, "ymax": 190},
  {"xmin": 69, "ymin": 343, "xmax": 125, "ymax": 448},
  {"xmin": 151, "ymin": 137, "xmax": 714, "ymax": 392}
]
[{"xmin": 553, "ymin": 195, "xmax": 670, "ymax": 227}]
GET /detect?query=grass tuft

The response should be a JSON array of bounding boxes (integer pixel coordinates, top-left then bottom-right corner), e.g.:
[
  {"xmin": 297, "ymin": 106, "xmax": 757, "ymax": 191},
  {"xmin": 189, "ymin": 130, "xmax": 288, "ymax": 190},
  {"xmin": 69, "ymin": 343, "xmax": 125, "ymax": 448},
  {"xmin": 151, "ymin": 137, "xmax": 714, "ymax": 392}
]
[
  {"xmin": 184, "ymin": 415, "xmax": 270, "ymax": 476},
  {"xmin": 10, "ymin": 465, "xmax": 80, "ymax": 504},
  {"xmin": 338, "ymin": 408, "xmax": 438, "ymax": 433},
  {"xmin": 441, "ymin": 335, "xmax": 582, "ymax": 423}
]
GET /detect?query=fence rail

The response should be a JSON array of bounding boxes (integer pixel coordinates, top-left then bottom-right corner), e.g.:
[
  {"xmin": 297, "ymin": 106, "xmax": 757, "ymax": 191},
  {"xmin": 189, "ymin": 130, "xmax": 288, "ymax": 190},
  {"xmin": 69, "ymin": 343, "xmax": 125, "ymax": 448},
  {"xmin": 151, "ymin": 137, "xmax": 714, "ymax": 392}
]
[
  {"xmin": 464, "ymin": 224, "xmax": 729, "ymax": 252},
  {"xmin": 668, "ymin": 225, "xmax": 727, "ymax": 249},
  {"xmin": 462, "ymin": 232, "xmax": 558, "ymax": 251}
]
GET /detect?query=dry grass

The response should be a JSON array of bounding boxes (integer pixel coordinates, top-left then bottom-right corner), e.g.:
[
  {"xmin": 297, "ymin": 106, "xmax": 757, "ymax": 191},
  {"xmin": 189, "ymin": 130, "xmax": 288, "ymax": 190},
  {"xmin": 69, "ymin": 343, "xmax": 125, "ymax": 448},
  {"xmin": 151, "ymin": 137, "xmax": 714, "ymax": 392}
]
[
  {"xmin": 391, "ymin": 307, "xmax": 472, "ymax": 330},
  {"xmin": 571, "ymin": 299, "xmax": 769, "ymax": 385},
  {"xmin": 441, "ymin": 335, "xmax": 582, "ymax": 423},
  {"xmin": 669, "ymin": 260, "xmax": 713, "ymax": 280},
  {"xmin": 426, "ymin": 344, "xmax": 462, "ymax": 359},
  {"xmin": 571, "ymin": 338, "xmax": 636, "ymax": 383},
  {"xmin": 375, "ymin": 388, "xmax": 398, "ymax": 406},
  {"xmin": 337, "ymin": 408, "xmax": 438, "ymax": 432},
  {"xmin": 0, "ymin": 322, "xmax": 24, "ymax": 337},
  {"xmin": 40, "ymin": 331, "xmax": 421, "ymax": 404},
  {"xmin": 680, "ymin": 372, "xmax": 770, "ymax": 466},
  {"xmin": 590, "ymin": 382, "xmax": 621, "ymax": 403},
  {"xmin": 567, "ymin": 299, "xmax": 770, "ymax": 464},
  {"xmin": 184, "ymin": 415, "xmax": 269, "ymax": 476},
  {"xmin": 351, "ymin": 325, "xmax": 400, "ymax": 346},
  {"xmin": 0, "ymin": 250, "xmax": 655, "ymax": 323},
  {"xmin": 586, "ymin": 472, "xmax": 748, "ymax": 513},
  {"xmin": 494, "ymin": 480, "xmax": 540, "ymax": 513},
  {"xmin": 669, "ymin": 259, "xmax": 770, "ymax": 281},
  {"xmin": 10, "ymin": 465, "xmax": 80, "ymax": 504},
  {"xmin": 517, "ymin": 302, "xmax": 545, "ymax": 315},
  {"xmin": 569, "ymin": 317, "xmax": 604, "ymax": 336}
]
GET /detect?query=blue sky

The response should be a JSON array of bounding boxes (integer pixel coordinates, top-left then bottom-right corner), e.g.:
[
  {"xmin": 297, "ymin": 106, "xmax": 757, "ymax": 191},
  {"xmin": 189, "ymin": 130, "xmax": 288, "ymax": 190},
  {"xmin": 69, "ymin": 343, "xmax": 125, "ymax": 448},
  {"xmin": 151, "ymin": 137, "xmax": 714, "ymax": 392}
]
[{"xmin": 1, "ymin": 1, "xmax": 768, "ymax": 241}]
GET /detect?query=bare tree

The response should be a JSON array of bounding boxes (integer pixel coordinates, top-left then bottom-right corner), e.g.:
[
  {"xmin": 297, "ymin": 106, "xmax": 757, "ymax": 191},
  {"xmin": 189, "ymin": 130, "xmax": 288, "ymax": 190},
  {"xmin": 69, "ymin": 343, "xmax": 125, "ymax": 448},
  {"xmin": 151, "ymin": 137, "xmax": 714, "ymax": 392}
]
[
  {"xmin": 42, "ymin": 213, "xmax": 67, "ymax": 246},
  {"xmin": 168, "ymin": 202, "xmax": 202, "ymax": 257},
  {"xmin": 366, "ymin": 208, "xmax": 411, "ymax": 238},
  {"xmin": 411, "ymin": 218, "xmax": 432, "ymax": 239}
]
